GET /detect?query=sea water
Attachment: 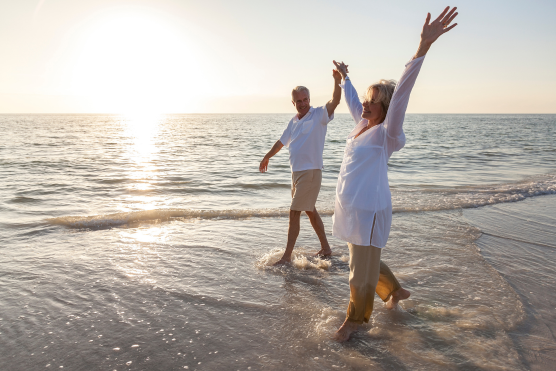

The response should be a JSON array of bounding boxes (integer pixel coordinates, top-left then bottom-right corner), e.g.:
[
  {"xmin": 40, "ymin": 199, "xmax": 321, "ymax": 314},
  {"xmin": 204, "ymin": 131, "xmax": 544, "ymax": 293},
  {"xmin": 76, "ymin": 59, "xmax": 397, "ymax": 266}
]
[{"xmin": 0, "ymin": 114, "xmax": 555, "ymax": 370}]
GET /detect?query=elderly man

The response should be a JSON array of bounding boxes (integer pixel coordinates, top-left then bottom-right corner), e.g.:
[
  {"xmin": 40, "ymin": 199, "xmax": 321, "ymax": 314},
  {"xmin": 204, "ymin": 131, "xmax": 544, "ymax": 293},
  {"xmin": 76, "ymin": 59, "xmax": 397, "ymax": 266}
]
[{"xmin": 259, "ymin": 69, "xmax": 342, "ymax": 265}]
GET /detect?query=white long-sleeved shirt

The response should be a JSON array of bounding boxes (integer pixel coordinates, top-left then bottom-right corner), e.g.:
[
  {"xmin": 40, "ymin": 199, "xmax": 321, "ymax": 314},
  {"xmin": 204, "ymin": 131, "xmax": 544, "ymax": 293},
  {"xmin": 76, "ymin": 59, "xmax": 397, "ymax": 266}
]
[{"xmin": 332, "ymin": 56, "xmax": 425, "ymax": 247}]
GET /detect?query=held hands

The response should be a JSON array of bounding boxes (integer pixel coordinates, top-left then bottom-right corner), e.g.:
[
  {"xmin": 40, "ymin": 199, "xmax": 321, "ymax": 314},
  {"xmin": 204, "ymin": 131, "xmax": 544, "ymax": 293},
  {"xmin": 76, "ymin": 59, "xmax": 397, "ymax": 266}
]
[
  {"xmin": 333, "ymin": 60, "xmax": 349, "ymax": 79},
  {"xmin": 421, "ymin": 6, "xmax": 458, "ymax": 46}
]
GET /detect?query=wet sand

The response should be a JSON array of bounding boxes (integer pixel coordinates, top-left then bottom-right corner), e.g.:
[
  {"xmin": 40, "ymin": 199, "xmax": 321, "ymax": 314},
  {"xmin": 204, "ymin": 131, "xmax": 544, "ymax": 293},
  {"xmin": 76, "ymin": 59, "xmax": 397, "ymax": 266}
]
[{"xmin": 464, "ymin": 195, "xmax": 556, "ymax": 370}]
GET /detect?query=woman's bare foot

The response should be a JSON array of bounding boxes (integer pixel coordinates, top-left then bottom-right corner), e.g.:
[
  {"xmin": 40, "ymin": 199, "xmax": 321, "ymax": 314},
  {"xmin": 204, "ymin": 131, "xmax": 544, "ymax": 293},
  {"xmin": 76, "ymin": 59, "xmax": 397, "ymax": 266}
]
[
  {"xmin": 314, "ymin": 248, "xmax": 332, "ymax": 257},
  {"xmin": 385, "ymin": 288, "xmax": 411, "ymax": 310},
  {"xmin": 333, "ymin": 318, "xmax": 359, "ymax": 342}
]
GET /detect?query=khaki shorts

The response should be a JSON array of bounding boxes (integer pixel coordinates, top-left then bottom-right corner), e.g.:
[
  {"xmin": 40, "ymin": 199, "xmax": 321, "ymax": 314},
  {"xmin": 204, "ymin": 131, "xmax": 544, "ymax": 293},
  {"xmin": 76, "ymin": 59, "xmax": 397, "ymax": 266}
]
[{"xmin": 290, "ymin": 169, "xmax": 322, "ymax": 211}]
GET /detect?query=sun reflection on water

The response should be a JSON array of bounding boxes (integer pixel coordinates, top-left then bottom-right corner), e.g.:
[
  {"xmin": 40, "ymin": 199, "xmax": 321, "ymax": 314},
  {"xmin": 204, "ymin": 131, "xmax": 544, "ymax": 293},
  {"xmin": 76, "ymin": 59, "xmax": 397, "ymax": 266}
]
[
  {"xmin": 122, "ymin": 113, "xmax": 164, "ymax": 211},
  {"xmin": 114, "ymin": 227, "xmax": 168, "ymax": 282},
  {"xmin": 124, "ymin": 113, "xmax": 162, "ymax": 160}
]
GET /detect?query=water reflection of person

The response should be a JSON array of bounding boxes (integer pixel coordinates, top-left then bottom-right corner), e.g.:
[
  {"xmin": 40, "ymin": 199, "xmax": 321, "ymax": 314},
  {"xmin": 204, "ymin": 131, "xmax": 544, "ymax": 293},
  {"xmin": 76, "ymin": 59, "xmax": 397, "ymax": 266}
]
[{"xmin": 331, "ymin": 7, "xmax": 459, "ymax": 342}]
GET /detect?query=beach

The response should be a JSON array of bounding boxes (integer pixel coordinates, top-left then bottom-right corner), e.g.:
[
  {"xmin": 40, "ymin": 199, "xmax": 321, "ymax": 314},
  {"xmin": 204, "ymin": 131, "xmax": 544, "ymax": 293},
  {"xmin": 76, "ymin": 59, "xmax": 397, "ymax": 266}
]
[
  {"xmin": 464, "ymin": 196, "xmax": 556, "ymax": 370},
  {"xmin": 1, "ymin": 113, "xmax": 555, "ymax": 370}
]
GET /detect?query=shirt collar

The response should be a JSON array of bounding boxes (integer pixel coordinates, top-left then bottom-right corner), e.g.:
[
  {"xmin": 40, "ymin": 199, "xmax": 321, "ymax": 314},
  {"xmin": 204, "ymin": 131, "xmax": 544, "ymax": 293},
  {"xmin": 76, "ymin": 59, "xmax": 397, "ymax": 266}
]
[{"xmin": 293, "ymin": 106, "xmax": 314, "ymax": 124}]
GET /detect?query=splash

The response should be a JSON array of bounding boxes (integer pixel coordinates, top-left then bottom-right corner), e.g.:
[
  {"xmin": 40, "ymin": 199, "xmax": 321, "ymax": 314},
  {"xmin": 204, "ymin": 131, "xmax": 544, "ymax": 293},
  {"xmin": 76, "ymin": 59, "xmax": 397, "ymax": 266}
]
[{"xmin": 256, "ymin": 247, "xmax": 331, "ymax": 271}]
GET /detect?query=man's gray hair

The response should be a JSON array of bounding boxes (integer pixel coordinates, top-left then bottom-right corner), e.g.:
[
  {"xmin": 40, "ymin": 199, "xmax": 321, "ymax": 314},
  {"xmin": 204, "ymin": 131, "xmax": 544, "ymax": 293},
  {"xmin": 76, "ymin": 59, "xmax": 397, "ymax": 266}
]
[{"xmin": 291, "ymin": 86, "xmax": 310, "ymax": 101}]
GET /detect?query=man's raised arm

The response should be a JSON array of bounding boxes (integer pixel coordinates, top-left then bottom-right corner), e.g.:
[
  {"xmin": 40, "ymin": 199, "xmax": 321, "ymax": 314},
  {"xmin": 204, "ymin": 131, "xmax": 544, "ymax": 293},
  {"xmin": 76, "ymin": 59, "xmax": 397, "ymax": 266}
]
[
  {"xmin": 259, "ymin": 140, "xmax": 284, "ymax": 173},
  {"xmin": 326, "ymin": 68, "xmax": 342, "ymax": 118}
]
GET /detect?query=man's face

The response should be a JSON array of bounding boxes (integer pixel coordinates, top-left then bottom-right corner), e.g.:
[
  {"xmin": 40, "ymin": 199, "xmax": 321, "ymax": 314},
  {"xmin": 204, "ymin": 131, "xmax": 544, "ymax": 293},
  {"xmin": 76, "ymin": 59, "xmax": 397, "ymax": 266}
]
[{"xmin": 292, "ymin": 91, "xmax": 310, "ymax": 117}]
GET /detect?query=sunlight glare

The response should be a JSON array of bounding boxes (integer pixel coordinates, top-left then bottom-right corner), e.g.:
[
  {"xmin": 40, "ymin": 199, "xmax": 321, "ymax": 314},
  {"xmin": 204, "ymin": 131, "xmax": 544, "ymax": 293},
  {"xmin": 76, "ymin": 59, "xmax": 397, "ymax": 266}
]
[
  {"xmin": 124, "ymin": 112, "xmax": 162, "ymax": 159},
  {"xmin": 71, "ymin": 10, "xmax": 206, "ymax": 114},
  {"xmin": 121, "ymin": 112, "xmax": 162, "ymax": 212}
]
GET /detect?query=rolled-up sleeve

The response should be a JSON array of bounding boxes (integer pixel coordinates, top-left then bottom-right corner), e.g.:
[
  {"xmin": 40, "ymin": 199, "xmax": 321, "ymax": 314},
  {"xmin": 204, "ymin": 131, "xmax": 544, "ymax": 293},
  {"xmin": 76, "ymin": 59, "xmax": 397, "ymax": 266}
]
[
  {"xmin": 340, "ymin": 78, "xmax": 363, "ymax": 125},
  {"xmin": 279, "ymin": 121, "xmax": 292, "ymax": 147},
  {"xmin": 319, "ymin": 105, "xmax": 334, "ymax": 125}
]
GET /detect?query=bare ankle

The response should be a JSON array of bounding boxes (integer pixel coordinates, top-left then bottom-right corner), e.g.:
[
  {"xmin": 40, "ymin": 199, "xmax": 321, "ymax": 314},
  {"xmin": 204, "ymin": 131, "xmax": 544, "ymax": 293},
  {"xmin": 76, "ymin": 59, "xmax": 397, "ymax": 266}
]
[
  {"xmin": 393, "ymin": 288, "xmax": 411, "ymax": 300},
  {"xmin": 333, "ymin": 319, "xmax": 360, "ymax": 342},
  {"xmin": 315, "ymin": 247, "xmax": 332, "ymax": 256}
]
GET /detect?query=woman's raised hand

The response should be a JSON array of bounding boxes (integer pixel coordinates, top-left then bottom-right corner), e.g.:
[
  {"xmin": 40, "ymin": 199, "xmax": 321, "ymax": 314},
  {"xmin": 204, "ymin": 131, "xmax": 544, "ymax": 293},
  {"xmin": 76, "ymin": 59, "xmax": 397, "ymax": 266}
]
[
  {"xmin": 414, "ymin": 6, "xmax": 458, "ymax": 59},
  {"xmin": 333, "ymin": 60, "xmax": 349, "ymax": 79},
  {"xmin": 422, "ymin": 6, "xmax": 458, "ymax": 45}
]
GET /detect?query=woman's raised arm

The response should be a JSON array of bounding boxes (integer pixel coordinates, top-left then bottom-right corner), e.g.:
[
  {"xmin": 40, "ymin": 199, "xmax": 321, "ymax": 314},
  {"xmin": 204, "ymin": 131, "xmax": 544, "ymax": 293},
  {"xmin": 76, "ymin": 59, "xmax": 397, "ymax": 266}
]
[
  {"xmin": 383, "ymin": 57, "xmax": 425, "ymax": 140},
  {"xmin": 333, "ymin": 60, "xmax": 363, "ymax": 125},
  {"xmin": 385, "ymin": 7, "xmax": 458, "ymax": 140}
]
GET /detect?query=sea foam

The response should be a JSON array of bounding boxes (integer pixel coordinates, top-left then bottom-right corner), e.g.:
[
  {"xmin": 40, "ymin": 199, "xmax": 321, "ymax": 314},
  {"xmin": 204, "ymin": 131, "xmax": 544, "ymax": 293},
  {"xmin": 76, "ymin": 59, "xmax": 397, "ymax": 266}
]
[{"xmin": 47, "ymin": 174, "xmax": 556, "ymax": 229}]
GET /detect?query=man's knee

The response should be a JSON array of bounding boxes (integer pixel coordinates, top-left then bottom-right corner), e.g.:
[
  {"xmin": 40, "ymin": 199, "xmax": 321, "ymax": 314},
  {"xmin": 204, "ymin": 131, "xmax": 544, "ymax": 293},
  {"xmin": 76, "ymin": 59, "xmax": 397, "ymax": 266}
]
[
  {"xmin": 305, "ymin": 207, "xmax": 317, "ymax": 217},
  {"xmin": 290, "ymin": 210, "xmax": 302, "ymax": 219}
]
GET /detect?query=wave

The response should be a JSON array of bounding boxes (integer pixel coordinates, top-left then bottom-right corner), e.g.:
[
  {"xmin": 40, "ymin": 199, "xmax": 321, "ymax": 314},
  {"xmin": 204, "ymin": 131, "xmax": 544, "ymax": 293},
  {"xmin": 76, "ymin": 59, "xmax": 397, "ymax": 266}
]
[
  {"xmin": 391, "ymin": 173, "xmax": 556, "ymax": 212},
  {"xmin": 47, "ymin": 174, "xmax": 556, "ymax": 229},
  {"xmin": 8, "ymin": 196, "xmax": 41, "ymax": 204},
  {"xmin": 47, "ymin": 207, "xmax": 302, "ymax": 229}
]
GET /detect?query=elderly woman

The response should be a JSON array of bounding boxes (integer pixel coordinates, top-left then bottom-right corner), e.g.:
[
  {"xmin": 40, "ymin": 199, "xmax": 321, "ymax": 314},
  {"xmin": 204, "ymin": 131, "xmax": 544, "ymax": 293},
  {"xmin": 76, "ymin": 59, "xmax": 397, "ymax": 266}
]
[{"xmin": 332, "ymin": 7, "xmax": 459, "ymax": 341}]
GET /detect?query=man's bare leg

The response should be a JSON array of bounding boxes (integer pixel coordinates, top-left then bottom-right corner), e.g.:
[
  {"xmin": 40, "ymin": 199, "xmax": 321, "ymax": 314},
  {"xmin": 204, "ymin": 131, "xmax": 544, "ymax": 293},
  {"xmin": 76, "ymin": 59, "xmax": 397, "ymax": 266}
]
[
  {"xmin": 385, "ymin": 288, "xmax": 411, "ymax": 309},
  {"xmin": 273, "ymin": 210, "xmax": 301, "ymax": 265},
  {"xmin": 305, "ymin": 207, "xmax": 332, "ymax": 257},
  {"xmin": 333, "ymin": 318, "xmax": 359, "ymax": 342}
]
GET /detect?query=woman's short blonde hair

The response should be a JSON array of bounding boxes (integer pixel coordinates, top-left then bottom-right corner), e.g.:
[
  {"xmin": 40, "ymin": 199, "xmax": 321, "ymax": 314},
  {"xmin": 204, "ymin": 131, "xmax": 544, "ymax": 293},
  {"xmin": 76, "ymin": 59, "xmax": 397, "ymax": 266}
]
[{"xmin": 364, "ymin": 79, "xmax": 397, "ymax": 115}]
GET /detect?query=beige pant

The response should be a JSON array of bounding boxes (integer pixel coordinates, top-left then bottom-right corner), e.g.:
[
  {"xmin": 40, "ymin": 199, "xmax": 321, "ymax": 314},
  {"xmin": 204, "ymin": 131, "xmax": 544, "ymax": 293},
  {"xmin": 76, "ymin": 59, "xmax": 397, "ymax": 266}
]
[
  {"xmin": 290, "ymin": 169, "xmax": 322, "ymax": 211},
  {"xmin": 346, "ymin": 243, "xmax": 401, "ymax": 324}
]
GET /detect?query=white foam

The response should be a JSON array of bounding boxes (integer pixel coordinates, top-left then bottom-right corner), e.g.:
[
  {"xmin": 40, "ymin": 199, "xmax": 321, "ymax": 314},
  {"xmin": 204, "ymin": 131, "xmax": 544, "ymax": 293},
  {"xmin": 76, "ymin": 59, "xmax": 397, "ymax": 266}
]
[
  {"xmin": 256, "ymin": 247, "xmax": 331, "ymax": 271},
  {"xmin": 47, "ymin": 207, "xmax": 314, "ymax": 229},
  {"xmin": 313, "ymin": 306, "xmax": 343, "ymax": 336},
  {"xmin": 392, "ymin": 173, "xmax": 556, "ymax": 213},
  {"xmin": 46, "ymin": 174, "xmax": 556, "ymax": 229}
]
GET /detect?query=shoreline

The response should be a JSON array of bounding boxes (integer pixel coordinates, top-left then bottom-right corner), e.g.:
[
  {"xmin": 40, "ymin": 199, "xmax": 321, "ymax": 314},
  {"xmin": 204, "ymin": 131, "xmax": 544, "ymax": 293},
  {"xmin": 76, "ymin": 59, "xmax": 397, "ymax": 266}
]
[{"xmin": 464, "ymin": 194, "xmax": 556, "ymax": 370}]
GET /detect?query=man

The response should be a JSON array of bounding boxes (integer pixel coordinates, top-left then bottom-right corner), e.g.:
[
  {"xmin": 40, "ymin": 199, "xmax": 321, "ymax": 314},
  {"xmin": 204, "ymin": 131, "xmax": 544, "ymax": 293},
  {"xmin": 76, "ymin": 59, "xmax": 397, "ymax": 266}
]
[{"xmin": 259, "ymin": 69, "xmax": 342, "ymax": 265}]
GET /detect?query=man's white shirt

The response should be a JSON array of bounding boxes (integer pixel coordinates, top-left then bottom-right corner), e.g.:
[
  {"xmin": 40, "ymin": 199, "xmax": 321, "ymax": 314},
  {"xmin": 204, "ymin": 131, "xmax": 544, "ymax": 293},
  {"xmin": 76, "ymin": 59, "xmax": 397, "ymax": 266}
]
[{"xmin": 279, "ymin": 106, "xmax": 334, "ymax": 172}]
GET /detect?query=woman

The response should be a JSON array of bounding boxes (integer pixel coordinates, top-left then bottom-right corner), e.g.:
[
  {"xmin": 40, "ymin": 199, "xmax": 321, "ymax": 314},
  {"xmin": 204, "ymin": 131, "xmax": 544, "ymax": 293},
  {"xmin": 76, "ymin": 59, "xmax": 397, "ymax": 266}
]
[{"xmin": 332, "ymin": 7, "xmax": 459, "ymax": 342}]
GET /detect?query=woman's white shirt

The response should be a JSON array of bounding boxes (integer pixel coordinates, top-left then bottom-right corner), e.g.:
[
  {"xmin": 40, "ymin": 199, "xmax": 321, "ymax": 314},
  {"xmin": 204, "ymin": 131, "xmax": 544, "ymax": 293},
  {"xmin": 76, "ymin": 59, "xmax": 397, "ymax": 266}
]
[{"xmin": 332, "ymin": 56, "xmax": 425, "ymax": 247}]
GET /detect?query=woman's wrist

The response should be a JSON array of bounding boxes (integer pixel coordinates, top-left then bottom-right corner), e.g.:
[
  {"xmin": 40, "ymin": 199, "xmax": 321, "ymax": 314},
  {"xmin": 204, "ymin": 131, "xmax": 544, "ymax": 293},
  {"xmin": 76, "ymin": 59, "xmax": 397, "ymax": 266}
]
[{"xmin": 414, "ymin": 41, "xmax": 431, "ymax": 60}]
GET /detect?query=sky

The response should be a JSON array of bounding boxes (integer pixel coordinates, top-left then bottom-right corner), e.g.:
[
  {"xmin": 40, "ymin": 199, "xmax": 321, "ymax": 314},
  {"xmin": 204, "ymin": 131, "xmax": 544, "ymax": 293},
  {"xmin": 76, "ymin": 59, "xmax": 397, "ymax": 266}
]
[{"xmin": 0, "ymin": 0, "xmax": 555, "ymax": 114}]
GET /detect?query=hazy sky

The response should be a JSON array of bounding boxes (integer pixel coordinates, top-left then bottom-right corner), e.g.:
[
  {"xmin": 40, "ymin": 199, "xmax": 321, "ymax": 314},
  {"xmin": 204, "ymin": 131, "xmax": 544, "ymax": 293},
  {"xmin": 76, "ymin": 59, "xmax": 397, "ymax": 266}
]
[{"xmin": 0, "ymin": 0, "xmax": 555, "ymax": 114}]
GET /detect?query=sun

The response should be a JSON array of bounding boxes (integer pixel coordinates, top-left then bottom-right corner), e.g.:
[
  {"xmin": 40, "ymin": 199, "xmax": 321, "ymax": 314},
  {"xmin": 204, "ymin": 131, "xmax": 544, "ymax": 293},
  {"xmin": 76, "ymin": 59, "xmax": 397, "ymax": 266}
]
[{"xmin": 70, "ymin": 9, "xmax": 205, "ymax": 114}]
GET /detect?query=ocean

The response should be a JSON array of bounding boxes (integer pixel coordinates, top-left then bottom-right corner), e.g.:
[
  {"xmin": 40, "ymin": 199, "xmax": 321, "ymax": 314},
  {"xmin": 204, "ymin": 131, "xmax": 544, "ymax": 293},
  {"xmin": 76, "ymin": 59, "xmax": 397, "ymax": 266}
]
[{"xmin": 1, "ymin": 113, "xmax": 555, "ymax": 370}]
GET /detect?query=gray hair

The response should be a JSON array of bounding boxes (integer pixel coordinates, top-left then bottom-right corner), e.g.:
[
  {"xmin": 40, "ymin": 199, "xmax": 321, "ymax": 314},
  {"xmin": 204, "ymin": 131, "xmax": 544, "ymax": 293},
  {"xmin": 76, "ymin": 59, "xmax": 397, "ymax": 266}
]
[
  {"xmin": 291, "ymin": 86, "xmax": 310, "ymax": 101},
  {"xmin": 364, "ymin": 79, "xmax": 397, "ymax": 114}
]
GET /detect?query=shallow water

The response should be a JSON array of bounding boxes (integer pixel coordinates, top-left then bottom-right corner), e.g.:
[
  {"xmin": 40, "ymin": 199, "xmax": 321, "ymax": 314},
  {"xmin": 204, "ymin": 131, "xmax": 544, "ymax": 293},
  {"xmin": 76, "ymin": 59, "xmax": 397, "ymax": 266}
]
[
  {"xmin": 464, "ymin": 196, "xmax": 556, "ymax": 370},
  {"xmin": 0, "ymin": 114, "xmax": 555, "ymax": 370}
]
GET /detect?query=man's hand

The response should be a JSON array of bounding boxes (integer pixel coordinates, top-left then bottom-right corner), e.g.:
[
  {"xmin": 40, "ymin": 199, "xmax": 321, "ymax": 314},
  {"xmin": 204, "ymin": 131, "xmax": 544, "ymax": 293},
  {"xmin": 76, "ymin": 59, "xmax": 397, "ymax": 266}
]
[
  {"xmin": 259, "ymin": 140, "xmax": 284, "ymax": 173},
  {"xmin": 259, "ymin": 157, "xmax": 270, "ymax": 173},
  {"xmin": 332, "ymin": 69, "xmax": 342, "ymax": 82},
  {"xmin": 326, "ymin": 61, "xmax": 344, "ymax": 118},
  {"xmin": 333, "ymin": 60, "xmax": 349, "ymax": 80}
]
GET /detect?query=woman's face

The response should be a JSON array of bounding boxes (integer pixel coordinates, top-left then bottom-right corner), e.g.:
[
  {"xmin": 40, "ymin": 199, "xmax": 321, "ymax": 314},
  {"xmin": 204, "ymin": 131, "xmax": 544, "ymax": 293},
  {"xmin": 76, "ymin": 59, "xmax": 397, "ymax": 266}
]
[{"xmin": 361, "ymin": 88, "xmax": 383, "ymax": 122}]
